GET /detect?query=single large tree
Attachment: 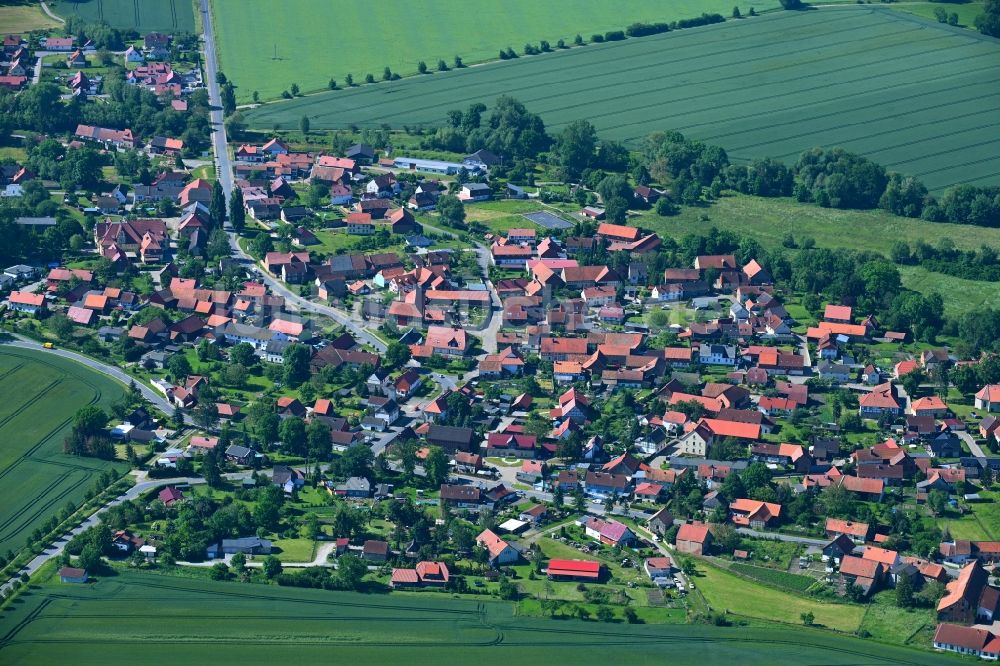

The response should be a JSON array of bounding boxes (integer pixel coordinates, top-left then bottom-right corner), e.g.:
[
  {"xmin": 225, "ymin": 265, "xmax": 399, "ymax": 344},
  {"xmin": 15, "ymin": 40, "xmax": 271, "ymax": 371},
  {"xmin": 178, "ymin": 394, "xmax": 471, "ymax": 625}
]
[
  {"xmin": 282, "ymin": 343, "xmax": 312, "ymax": 387},
  {"xmin": 73, "ymin": 406, "xmax": 109, "ymax": 437},
  {"xmin": 556, "ymin": 119, "xmax": 598, "ymax": 180},
  {"xmin": 436, "ymin": 194, "xmax": 466, "ymax": 227}
]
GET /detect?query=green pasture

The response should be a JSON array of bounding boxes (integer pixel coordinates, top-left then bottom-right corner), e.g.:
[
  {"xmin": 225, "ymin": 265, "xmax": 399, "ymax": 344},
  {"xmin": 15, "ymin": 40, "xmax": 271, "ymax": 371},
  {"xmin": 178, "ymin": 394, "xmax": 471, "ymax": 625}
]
[
  {"xmin": 693, "ymin": 558, "xmax": 864, "ymax": 632},
  {"xmin": 246, "ymin": 7, "xmax": 1000, "ymax": 193},
  {"xmin": 0, "ymin": 347, "xmax": 127, "ymax": 551},
  {"xmin": 637, "ymin": 194, "xmax": 1000, "ymax": 256},
  {"xmin": 50, "ymin": 0, "xmax": 195, "ymax": 32},
  {"xmin": 937, "ymin": 490, "xmax": 1000, "ymax": 541},
  {"xmin": 889, "ymin": 1, "xmax": 985, "ymax": 28},
  {"xmin": 211, "ymin": 0, "xmax": 782, "ymax": 102},
  {"xmin": 0, "ymin": 569, "xmax": 967, "ymax": 664}
]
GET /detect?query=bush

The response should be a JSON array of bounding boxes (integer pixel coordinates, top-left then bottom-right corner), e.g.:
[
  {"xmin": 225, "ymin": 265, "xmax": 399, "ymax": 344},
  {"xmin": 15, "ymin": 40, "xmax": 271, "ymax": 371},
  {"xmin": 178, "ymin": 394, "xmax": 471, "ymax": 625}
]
[{"xmin": 625, "ymin": 22, "xmax": 671, "ymax": 37}]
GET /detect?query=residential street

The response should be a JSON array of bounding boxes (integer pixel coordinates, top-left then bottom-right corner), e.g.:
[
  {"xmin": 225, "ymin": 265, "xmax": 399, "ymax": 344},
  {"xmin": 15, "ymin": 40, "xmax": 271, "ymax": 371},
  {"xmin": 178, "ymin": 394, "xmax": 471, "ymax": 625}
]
[{"xmin": 198, "ymin": 0, "xmax": 390, "ymax": 353}]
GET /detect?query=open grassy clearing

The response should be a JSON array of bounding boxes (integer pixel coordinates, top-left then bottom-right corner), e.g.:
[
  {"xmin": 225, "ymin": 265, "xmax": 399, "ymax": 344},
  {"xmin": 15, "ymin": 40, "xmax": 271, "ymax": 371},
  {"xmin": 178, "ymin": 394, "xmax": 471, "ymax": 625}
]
[
  {"xmin": 50, "ymin": 0, "xmax": 195, "ymax": 32},
  {"xmin": 0, "ymin": 347, "xmax": 127, "ymax": 551},
  {"xmin": 246, "ymin": 8, "xmax": 1000, "ymax": 193},
  {"xmin": 888, "ymin": 0, "xmax": 985, "ymax": 28},
  {"xmin": 0, "ymin": 3, "xmax": 61, "ymax": 32},
  {"xmin": 860, "ymin": 591, "xmax": 938, "ymax": 646},
  {"xmin": 0, "ymin": 569, "xmax": 966, "ymax": 664},
  {"xmin": 693, "ymin": 558, "xmax": 864, "ymax": 632},
  {"xmin": 212, "ymin": 0, "xmax": 782, "ymax": 102},
  {"xmin": 938, "ymin": 490, "xmax": 1000, "ymax": 541}
]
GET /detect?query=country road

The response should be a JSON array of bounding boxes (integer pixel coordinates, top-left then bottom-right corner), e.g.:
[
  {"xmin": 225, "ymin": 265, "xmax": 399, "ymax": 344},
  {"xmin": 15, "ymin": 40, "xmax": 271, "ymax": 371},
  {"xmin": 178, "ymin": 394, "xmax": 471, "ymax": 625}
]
[
  {"xmin": 0, "ymin": 474, "xmax": 211, "ymax": 596},
  {"xmin": 199, "ymin": 0, "xmax": 233, "ymax": 202},
  {"xmin": 1, "ymin": 334, "xmax": 177, "ymax": 416}
]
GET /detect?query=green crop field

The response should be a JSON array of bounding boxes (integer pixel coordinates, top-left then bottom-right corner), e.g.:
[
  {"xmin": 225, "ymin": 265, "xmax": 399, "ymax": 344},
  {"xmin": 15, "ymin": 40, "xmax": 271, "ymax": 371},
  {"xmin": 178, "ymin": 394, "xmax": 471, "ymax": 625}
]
[
  {"xmin": 0, "ymin": 347, "xmax": 126, "ymax": 552},
  {"xmin": 0, "ymin": 569, "xmax": 966, "ymax": 664},
  {"xmin": 246, "ymin": 7, "xmax": 1000, "ymax": 193},
  {"xmin": 50, "ymin": 0, "xmax": 195, "ymax": 33},
  {"xmin": 211, "ymin": 0, "xmax": 782, "ymax": 103}
]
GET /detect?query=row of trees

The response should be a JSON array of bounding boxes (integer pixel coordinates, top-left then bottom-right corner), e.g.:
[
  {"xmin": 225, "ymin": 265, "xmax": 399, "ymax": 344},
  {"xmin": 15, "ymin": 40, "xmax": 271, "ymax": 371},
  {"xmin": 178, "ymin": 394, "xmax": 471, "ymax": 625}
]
[{"xmin": 890, "ymin": 238, "xmax": 1000, "ymax": 282}]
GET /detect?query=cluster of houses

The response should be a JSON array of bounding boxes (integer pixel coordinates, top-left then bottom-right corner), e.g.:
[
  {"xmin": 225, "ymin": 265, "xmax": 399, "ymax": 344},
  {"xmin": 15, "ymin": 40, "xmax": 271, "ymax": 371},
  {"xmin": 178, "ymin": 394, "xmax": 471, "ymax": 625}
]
[
  {"xmin": 230, "ymin": 138, "xmax": 503, "ymax": 225},
  {"xmin": 1, "ymin": 34, "xmax": 29, "ymax": 90}
]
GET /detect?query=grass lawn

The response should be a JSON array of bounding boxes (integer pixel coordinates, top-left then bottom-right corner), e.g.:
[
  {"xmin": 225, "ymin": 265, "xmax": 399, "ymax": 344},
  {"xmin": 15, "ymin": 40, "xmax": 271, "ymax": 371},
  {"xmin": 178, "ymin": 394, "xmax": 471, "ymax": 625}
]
[
  {"xmin": 897, "ymin": 266, "xmax": 1000, "ymax": 318},
  {"xmin": 1, "ymin": 568, "xmax": 967, "ymax": 664},
  {"xmin": 0, "ymin": 4, "xmax": 61, "ymax": 32},
  {"xmin": 270, "ymin": 537, "xmax": 316, "ymax": 562},
  {"xmin": 938, "ymin": 491, "xmax": 1000, "ymax": 541},
  {"xmin": 693, "ymin": 559, "xmax": 865, "ymax": 632},
  {"xmin": 0, "ymin": 146, "xmax": 28, "ymax": 162},
  {"xmin": 0, "ymin": 347, "xmax": 128, "ymax": 552},
  {"xmin": 213, "ymin": 0, "xmax": 782, "ymax": 102},
  {"xmin": 190, "ymin": 164, "xmax": 217, "ymax": 182},
  {"xmin": 638, "ymin": 194, "xmax": 1000, "ymax": 256}
]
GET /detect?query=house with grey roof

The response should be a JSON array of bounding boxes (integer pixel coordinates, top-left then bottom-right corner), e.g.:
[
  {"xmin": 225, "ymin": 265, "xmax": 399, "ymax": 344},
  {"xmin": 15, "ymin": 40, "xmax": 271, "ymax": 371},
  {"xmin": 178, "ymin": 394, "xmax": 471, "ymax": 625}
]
[{"xmin": 335, "ymin": 476, "xmax": 372, "ymax": 498}]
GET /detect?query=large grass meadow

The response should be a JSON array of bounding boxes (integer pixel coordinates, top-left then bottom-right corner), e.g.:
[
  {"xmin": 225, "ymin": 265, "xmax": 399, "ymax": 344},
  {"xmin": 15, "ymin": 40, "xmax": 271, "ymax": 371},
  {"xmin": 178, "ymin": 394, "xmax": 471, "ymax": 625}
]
[
  {"xmin": 211, "ymin": 0, "xmax": 781, "ymax": 102},
  {"xmin": 0, "ymin": 569, "xmax": 967, "ymax": 665},
  {"xmin": 0, "ymin": 348, "xmax": 126, "ymax": 551},
  {"xmin": 247, "ymin": 7, "xmax": 1000, "ymax": 193},
  {"xmin": 49, "ymin": 0, "xmax": 195, "ymax": 32}
]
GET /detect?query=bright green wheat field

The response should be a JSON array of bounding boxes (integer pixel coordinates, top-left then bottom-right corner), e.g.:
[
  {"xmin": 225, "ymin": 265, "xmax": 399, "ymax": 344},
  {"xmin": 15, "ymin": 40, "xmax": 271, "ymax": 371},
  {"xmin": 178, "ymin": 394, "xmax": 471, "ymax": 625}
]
[
  {"xmin": 211, "ymin": 0, "xmax": 782, "ymax": 101},
  {"xmin": 0, "ymin": 570, "xmax": 967, "ymax": 665},
  {"xmin": 50, "ymin": 0, "xmax": 195, "ymax": 33},
  {"xmin": 246, "ymin": 7, "xmax": 1000, "ymax": 193},
  {"xmin": 0, "ymin": 347, "xmax": 126, "ymax": 552}
]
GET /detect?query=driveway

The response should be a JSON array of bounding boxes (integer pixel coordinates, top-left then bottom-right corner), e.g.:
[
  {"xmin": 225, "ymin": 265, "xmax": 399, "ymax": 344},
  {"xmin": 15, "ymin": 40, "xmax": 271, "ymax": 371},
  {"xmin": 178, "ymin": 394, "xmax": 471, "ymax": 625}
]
[{"xmin": 958, "ymin": 431, "xmax": 990, "ymax": 459}]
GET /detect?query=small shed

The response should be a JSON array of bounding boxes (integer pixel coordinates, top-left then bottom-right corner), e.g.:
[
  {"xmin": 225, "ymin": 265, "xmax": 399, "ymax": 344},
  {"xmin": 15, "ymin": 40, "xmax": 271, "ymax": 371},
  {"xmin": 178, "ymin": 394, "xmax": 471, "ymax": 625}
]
[{"xmin": 59, "ymin": 567, "xmax": 89, "ymax": 583}]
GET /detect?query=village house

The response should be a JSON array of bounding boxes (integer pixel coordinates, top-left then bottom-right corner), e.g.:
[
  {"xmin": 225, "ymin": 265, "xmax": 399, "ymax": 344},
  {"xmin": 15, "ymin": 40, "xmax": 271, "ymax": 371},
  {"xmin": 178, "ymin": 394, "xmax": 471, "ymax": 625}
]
[{"xmin": 675, "ymin": 522, "xmax": 713, "ymax": 555}]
